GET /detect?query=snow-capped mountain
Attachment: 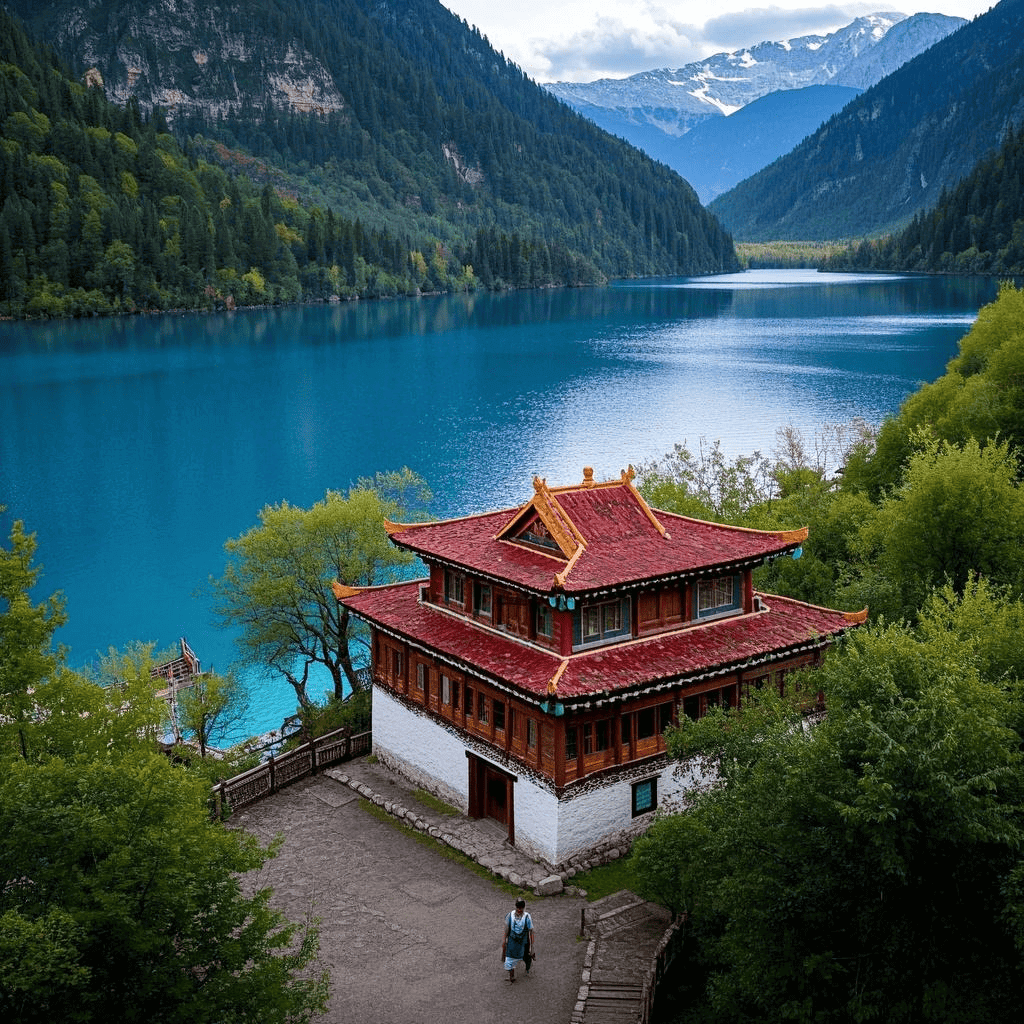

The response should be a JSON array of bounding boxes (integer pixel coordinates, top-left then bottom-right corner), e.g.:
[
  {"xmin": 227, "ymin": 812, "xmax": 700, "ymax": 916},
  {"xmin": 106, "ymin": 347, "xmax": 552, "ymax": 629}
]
[{"xmin": 545, "ymin": 12, "xmax": 965, "ymax": 139}]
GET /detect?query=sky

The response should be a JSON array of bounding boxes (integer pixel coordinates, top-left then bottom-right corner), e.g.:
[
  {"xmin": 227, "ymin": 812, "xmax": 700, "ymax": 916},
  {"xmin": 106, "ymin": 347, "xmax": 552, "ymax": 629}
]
[{"xmin": 439, "ymin": 2, "xmax": 998, "ymax": 82}]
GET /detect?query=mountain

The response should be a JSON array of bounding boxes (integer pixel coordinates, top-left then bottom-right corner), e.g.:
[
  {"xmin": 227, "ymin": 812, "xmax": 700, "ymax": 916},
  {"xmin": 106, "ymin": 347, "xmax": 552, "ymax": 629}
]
[
  {"xmin": 709, "ymin": 0, "xmax": 1024, "ymax": 242},
  {"xmin": 666, "ymin": 85, "xmax": 864, "ymax": 205},
  {"xmin": 3, "ymin": 0, "xmax": 738, "ymax": 285},
  {"xmin": 0, "ymin": 6, "xmax": 493, "ymax": 316},
  {"xmin": 823, "ymin": 122, "xmax": 1024, "ymax": 276},
  {"xmin": 544, "ymin": 13, "xmax": 963, "ymax": 202},
  {"xmin": 544, "ymin": 13, "xmax": 963, "ymax": 143}
]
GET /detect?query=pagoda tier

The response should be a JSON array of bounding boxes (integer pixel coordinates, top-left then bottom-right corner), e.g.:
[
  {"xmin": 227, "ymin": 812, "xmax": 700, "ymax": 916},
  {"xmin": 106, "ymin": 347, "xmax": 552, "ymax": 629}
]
[
  {"xmin": 382, "ymin": 468, "xmax": 807, "ymax": 595},
  {"xmin": 342, "ymin": 579, "xmax": 861, "ymax": 704}
]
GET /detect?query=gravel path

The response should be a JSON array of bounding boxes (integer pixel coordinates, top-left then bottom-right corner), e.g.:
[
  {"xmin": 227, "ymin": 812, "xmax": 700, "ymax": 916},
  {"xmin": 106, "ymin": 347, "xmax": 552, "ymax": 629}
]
[{"xmin": 233, "ymin": 774, "xmax": 589, "ymax": 1024}]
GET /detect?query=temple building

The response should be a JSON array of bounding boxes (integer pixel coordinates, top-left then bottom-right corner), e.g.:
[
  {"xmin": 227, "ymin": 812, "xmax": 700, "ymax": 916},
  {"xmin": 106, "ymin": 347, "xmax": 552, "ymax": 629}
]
[{"xmin": 334, "ymin": 467, "xmax": 865, "ymax": 869}]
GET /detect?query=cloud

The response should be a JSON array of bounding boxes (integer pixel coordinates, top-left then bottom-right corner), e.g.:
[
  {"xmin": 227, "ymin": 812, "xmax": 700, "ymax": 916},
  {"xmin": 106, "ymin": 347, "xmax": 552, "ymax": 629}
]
[
  {"xmin": 702, "ymin": 5, "xmax": 862, "ymax": 51},
  {"xmin": 523, "ymin": 3, "xmax": 873, "ymax": 82},
  {"xmin": 537, "ymin": 17, "xmax": 705, "ymax": 82}
]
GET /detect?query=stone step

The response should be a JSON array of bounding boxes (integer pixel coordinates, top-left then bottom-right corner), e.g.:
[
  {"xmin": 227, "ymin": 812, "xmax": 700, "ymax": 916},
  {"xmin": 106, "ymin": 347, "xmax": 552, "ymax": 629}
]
[{"xmin": 583, "ymin": 981, "xmax": 643, "ymax": 1022}]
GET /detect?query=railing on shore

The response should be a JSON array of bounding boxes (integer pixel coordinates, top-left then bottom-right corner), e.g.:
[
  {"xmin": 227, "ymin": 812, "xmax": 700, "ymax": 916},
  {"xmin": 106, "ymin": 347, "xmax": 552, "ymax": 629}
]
[{"xmin": 211, "ymin": 726, "xmax": 372, "ymax": 817}]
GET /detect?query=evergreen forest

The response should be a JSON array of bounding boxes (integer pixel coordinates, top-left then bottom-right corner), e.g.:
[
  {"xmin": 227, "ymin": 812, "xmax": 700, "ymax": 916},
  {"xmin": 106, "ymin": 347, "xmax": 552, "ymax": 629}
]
[
  {"xmin": 0, "ymin": 2, "xmax": 739, "ymax": 318},
  {"xmin": 823, "ymin": 123, "xmax": 1024, "ymax": 276}
]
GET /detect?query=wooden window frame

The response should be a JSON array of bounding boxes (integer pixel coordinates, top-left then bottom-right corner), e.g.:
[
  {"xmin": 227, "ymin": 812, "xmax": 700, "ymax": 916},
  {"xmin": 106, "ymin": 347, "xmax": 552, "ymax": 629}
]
[
  {"xmin": 695, "ymin": 575, "xmax": 740, "ymax": 620},
  {"xmin": 474, "ymin": 582, "xmax": 492, "ymax": 618},
  {"xmin": 444, "ymin": 569, "xmax": 465, "ymax": 607}
]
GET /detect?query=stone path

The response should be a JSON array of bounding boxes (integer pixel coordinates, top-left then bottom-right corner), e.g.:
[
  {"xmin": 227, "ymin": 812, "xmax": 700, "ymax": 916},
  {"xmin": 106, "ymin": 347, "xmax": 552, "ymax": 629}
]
[
  {"xmin": 325, "ymin": 756, "xmax": 564, "ymax": 892},
  {"xmin": 231, "ymin": 757, "xmax": 674, "ymax": 1023}
]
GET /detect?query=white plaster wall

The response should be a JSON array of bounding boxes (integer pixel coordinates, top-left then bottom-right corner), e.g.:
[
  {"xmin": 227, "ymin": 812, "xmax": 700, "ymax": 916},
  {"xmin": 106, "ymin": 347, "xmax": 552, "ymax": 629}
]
[
  {"xmin": 553, "ymin": 757, "xmax": 713, "ymax": 863},
  {"xmin": 372, "ymin": 688, "xmax": 470, "ymax": 812},
  {"xmin": 372, "ymin": 686, "xmax": 718, "ymax": 867},
  {"xmin": 508, "ymin": 776, "xmax": 560, "ymax": 864}
]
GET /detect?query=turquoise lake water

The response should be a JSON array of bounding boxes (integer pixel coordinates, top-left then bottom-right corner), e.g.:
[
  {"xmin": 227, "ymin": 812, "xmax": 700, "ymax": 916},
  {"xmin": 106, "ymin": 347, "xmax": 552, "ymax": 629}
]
[{"xmin": 0, "ymin": 269, "xmax": 1000, "ymax": 740}]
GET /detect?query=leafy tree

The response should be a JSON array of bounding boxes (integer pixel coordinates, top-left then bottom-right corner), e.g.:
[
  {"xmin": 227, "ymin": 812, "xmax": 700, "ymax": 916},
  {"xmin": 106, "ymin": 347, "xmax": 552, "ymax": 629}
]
[
  {"xmin": 0, "ymin": 515, "xmax": 329, "ymax": 1022},
  {"xmin": 636, "ymin": 438, "xmax": 774, "ymax": 521},
  {"xmin": 0, "ymin": 753, "xmax": 328, "ymax": 1023},
  {"xmin": 633, "ymin": 618, "xmax": 1024, "ymax": 1023},
  {"xmin": 856, "ymin": 435, "xmax": 1024, "ymax": 616},
  {"xmin": 175, "ymin": 668, "xmax": 249, "ymax": 757},
  {"xmin": 0, "ymin": 509, "xmax": 66, "ymax": 757},
  {"xmin": 211, "ymin": 469, "xmax": 430, "ymax": 708}
]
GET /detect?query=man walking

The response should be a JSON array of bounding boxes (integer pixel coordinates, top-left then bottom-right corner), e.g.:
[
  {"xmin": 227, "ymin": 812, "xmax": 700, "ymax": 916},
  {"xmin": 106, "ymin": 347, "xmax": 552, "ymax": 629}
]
[{"xmin": 501, "ymin": 898, "xmax": 535, "ymax": 983}]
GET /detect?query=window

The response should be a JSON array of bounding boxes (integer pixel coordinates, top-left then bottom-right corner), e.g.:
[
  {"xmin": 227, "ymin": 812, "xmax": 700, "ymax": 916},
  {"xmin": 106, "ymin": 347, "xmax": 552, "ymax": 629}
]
[
  {"xmin": 390, "ymin": 648, "xmax": 403, "ymax": 680},
  {"xmin": 444, "ymin": 570, "xmax": 465, "ymax": 606},
  {"xmin": 452, "ymin": 679, "xmax": 461, "ymax": 711},
  {"xmin": 536, "ymin": 602, "xmax": 553, "ymax": 639},
  {"xmin": 416, "ymin": 663, "xmax": 426, "ymax": 692},
  {"xmin": 477, "ymin": 691, "xmax": 488, "ymax": 725},
  {"xmin": 637, "ymin": 707, "xmax": 656, "ymax": 740},
  {"xmin": 517, "ymin": 515, "xmax": 560, "ymax": 551},
  {"xmin": 632, "ymin": 777, "xmax": 658, "ymax": 817},
  {"xmin": 695, "ymin": 576, "xmax": 738, "ymax": 619},
  {"xmin": 526, "ymin": 718, "xmax": 537, "ymax": 749},
  {"xmin": 576, "ymin": 597, "xmax": 630, "ymax": 647},
  {"xmin": 581, "ymin": 719, "xmax": 609, "ymax": 755},
  {"xmin": 474, "ymin": 583, "xmax": 492, "ymax": 617},
  {"xmin": 493, "ymin": 700, "xmax": 505, "ymax": 732},
  {"xmin": 465, "ymin": 686, "xmax": 474, "ymax": 720},
  {"xmin": 566, "ymin": 726, "xmax": 577, "ymax": 762},
  {"xmin": 442, "ymin": 674, "xmax": 450, "ymax": 705}
]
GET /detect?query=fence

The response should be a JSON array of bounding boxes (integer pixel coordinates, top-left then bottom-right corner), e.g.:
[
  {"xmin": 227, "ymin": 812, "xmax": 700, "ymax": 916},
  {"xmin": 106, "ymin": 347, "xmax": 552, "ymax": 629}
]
[{"xmin": 211, "ymin": 725, "xmax": 372, "ymax": 817}]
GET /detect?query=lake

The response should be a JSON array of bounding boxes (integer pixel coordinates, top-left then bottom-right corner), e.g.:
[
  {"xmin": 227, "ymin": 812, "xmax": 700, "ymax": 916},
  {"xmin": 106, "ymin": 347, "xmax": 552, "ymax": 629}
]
[{"xmin": 0, "ymin": 270, "xmax": 1000, "ymax": 740}]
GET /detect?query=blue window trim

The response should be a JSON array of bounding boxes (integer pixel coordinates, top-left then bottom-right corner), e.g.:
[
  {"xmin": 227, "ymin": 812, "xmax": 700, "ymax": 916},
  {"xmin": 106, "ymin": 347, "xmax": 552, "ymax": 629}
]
[
  {"xmin": 631, "ymin": 776, "xmax": 658, "ymax": 817},
  {"xmin": 572, "ymin": 595, "xmax": 631, "ymax": 650},
  {"xmin": 693, "ymin": 575, "xmax": 740, "ymax": 621}
]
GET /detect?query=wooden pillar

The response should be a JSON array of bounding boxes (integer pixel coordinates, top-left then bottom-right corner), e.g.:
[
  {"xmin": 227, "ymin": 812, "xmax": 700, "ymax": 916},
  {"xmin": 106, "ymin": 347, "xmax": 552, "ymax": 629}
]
[
  {"xmin": 553, "ymin": 716, "xmax": 566, "ymax": 787},
  {"xmin": 506, "ymin": 775, "xmax": 515, "ymax": 846}
]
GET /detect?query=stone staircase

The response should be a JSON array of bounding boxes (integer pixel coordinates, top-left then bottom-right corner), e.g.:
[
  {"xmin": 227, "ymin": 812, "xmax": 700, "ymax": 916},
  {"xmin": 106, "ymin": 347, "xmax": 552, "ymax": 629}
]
[{"xmin": 573, "ymin": 891, "xmax": 674, "ymax": 1024}]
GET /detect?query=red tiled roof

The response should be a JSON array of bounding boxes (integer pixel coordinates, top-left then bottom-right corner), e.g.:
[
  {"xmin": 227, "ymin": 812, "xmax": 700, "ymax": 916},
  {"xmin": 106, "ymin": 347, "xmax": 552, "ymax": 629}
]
[
  {"xmin": 342, "ymin": 580, "xmax": 858, "ymax": 703},
  {"xmin": 386, "ymin": 473, "xmax": 805, "ymax": 595}
]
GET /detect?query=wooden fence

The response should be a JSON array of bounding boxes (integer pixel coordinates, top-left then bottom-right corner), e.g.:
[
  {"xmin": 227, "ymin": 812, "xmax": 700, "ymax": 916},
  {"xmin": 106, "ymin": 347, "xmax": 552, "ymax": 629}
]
[{"xmin": 211, "ymin": 726, "xmax": 372, "ymax": 817}]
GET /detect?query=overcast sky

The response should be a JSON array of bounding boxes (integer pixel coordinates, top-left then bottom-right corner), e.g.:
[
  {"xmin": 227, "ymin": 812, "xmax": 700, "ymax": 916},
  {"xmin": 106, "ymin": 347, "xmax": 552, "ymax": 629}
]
[{"xmin": 439, "ymin": 2, "xmax": 997, "ymax": 82}]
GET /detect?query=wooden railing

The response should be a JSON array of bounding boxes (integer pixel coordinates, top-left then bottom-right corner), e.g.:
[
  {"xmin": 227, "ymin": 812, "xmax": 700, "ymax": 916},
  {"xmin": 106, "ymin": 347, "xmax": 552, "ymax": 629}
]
[{"xmin": 211, "ymin": 726, "xmax": 372, "ymax": 817}]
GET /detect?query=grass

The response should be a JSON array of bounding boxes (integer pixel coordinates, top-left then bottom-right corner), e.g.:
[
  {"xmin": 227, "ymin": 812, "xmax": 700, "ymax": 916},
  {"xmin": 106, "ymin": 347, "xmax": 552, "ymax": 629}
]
[
  {"xmin": 412, "ymin": 788, "xmax": 461, "ymax": 816},
  {"xmin": 571, "ymin": 857, "xmax": 639, "ymax": 902}
]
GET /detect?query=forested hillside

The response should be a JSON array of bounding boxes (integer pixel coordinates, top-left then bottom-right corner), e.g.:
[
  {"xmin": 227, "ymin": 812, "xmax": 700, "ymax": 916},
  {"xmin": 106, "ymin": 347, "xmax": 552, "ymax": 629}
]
[
  {"xmin": 709, "ymin": 0, "xmax": 1024, "ymax": 242},
  {"xmin": 3, "ymin": 0, "xmax": 738, "ymax": 312},
  {"xmin": 0, "ymin": 8, "xmax": 484, "ymax": 316},
  {"xmin": 824, "ymin": 123, "xmax": 1024, "ymax": 275}
]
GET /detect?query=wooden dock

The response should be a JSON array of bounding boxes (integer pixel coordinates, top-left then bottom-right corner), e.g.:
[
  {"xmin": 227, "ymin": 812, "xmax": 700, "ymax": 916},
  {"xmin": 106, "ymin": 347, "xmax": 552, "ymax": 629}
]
[{"xmin": 151, "ymin": 637, "xmax": 201, "ymax": 742}]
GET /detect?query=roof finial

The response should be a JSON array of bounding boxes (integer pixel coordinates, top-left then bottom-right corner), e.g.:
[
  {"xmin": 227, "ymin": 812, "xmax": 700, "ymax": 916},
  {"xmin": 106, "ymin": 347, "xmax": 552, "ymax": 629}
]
[{"xmin": 582, "ymin": 466, "xmax": 595, "ymax": 487}]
